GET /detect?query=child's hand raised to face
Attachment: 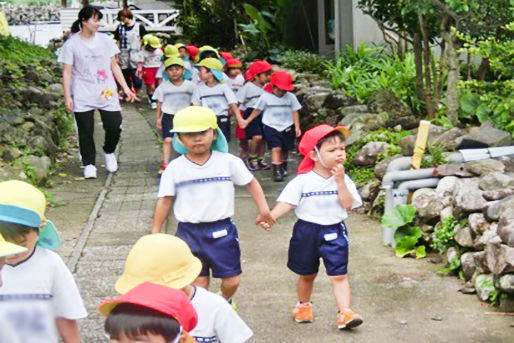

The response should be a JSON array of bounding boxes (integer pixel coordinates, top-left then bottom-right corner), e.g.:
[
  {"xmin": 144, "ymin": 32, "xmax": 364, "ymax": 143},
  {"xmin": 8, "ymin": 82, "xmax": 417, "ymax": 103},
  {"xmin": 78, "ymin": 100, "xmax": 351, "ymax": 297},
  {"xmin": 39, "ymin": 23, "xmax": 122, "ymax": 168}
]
[{"xmin": 331, "ymin": 163, "xmax": 346, "ymax": 183}]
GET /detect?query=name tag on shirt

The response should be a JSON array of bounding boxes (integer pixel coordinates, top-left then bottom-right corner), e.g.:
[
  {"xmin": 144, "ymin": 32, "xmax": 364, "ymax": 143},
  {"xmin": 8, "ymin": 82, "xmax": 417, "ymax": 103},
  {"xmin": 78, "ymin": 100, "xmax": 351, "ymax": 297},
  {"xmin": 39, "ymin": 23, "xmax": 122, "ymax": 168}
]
[
  {"xmin": 324, "ymin": 233, "xmax": 338, "ymax": 241},
  {"xmin": 212, "ymin": 229, "xmax": 228, "ymax": 239}
]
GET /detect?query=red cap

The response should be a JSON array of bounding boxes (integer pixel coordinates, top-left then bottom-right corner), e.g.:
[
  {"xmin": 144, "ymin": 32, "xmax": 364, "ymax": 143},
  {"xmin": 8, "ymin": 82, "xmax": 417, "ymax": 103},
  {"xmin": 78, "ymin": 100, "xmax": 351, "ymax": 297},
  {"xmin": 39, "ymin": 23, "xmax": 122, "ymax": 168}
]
[
  {"xmin": 219, "ymin": 51, "xmax": 233, "ymax": 61},
  {"xmin": 225, "ymin": 58, "xmax": 242, "ymax": 68},
  {"xmin": 245, "ymin": 69, "xmax": 254, "ymax": 82},
  {"xmin": 98, "ymin": 282, "xmax": 198, "ymax": 332},
  {"xmin": 186, "ymin": 45, "xmax": 199, "ymax": 59},
  {"xmin": 249, "ymin": 60, "xmax": 273, "ymax": 76},
  {"xmin": 297, "ymin": 124, "xmax": 350, "ymax": 174},
  {"xmin": 264, "ymin": 70, "xmax": 294, "ymax": 93}
]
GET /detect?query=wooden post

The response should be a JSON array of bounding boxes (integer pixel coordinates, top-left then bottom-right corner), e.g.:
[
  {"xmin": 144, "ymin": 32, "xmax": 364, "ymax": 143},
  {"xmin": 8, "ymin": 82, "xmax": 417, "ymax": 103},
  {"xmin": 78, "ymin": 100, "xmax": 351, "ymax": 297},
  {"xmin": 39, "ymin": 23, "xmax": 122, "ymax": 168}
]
[
  {"xmin": 123, "ymin": 0, "xmax": 128, "ymax": 9},
  {"xmin": 61, "ymin": 0, "xmax": 67, "ymax": 8}
]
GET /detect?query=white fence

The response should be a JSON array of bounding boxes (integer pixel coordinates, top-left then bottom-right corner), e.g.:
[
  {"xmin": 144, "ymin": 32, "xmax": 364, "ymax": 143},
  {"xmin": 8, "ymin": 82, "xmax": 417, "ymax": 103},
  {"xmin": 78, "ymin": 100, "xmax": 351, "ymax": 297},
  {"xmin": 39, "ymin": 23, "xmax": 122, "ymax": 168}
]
[{"xmin": 60, "ymin": 8, "xmax": 181, "ymax": 33}]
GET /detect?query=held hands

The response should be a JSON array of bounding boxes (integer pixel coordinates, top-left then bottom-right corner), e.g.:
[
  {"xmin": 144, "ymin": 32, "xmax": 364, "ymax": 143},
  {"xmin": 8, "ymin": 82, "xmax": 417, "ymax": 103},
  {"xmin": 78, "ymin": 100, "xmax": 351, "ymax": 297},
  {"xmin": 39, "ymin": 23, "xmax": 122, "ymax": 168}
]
[
  {"xmin": 124, "ymin": 88, "xmax": 140, "ymax": 103},
  {"xmin": 239, "ymin": 119, "xmax": 249, "ymax": 129},
  {"xmin": 331, "ymin": 163, "xmax": 346, "ymax": 184},
  {"xmin": 255, "ymin": 211, "xmax": 275, "ymax": 232}
]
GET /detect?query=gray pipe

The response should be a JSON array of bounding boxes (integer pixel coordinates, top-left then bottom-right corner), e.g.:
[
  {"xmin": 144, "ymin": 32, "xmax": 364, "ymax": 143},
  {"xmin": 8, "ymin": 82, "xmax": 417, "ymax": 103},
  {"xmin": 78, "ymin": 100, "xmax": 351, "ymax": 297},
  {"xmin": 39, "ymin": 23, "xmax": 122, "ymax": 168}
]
[{"xmin": 385, "ymin": 152, "xmax": 464, "ymax": 174}]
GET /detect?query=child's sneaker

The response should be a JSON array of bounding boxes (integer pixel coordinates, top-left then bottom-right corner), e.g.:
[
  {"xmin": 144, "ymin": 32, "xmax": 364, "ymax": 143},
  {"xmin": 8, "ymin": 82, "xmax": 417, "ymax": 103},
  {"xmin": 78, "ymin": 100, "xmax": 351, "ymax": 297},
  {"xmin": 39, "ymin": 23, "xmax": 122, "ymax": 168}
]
[
  {"xmin": 258, "ymin": 158, "xmax": 271, "ymax": 170},
  {"xmin": 158, "ymin": 163, "xmax": 168, "ymax": 175},
  {"xmin": 292, "ymin": 302, "xmax": 313, "ymax": 323},
  {"xmin": 151, "ymin": 101, "xmax": 157, "ymax": 109},
  {"xmin": 247, "ymin": 159, "xmax": 260, "ymax": 171},
  {"xmin": 337, "ymin": 309, "xmax": 363, "ymax": 330}
]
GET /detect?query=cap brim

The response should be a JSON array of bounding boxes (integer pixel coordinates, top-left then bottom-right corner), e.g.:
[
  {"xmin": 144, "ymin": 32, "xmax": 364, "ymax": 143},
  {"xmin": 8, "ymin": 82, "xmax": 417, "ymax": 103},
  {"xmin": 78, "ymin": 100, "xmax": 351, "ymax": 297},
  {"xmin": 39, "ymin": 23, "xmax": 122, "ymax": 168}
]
[
  {"xmin": 114, "ymin": 255, "xmax": 202, "ymax": 295},
  {"xmin": 0, "ymin": 240, "xmax": 27, "ymax": 257},
  {"xmin": 276, "ymin": 84, "xmax": 294, "ymax": 91},
  {"xmin": 211, "ymin": 69, "xmax": 224, "ymax": 82},
  {"xmin": 0, "ymin": 204, "xmax": 41, "ymax": 228},
  {"xmin": 172, "ymin": 128, "xmax": 228, "ymax": 154},
  {"xmin": 37, "ymin": 220, "xmax": 60, "ymax": 249}
]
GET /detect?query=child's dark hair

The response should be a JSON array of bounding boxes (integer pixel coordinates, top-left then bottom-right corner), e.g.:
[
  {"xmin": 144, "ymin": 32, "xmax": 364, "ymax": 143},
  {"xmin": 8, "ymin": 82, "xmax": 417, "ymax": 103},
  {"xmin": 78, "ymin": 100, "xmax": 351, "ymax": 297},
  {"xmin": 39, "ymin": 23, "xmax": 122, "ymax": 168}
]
[
  {"xmin": 71, "ymin": 6, "xmax": 103, "ymax": 33},
  {"xmin": 316, "ymin": 131, "xmax": 346, "ymax": 149},
  {"xmin": 0, "ymin": 221, "xmax": 39, "ymax": 243},
  {"xmin": 199, "ymin": 51, "xmax": 217, "ymax": 61},
  {"xmin": 105, "ymin": 303, "xmax": 181, "ymax": 342}
]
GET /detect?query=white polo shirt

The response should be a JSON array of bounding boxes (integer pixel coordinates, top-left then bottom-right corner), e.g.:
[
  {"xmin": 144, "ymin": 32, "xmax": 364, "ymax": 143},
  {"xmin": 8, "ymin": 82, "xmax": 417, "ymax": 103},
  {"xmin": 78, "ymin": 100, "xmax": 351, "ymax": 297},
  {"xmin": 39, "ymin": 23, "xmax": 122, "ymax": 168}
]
[
  {"xmin": 226, "ymin": 74, "xmax": 245, "ymax": 95},
  {"xmin": 237, "ymin": 82, "xmax": 264, "ymax": 110},
  {"xmin": 255, "ymin": 92, "xmax": 301, "ymax": 132},
  {"xmin": 141, "ymin": 48, "xmax": 164, "ymax": 68},
  {"xmin": 191, "ymin": 83, "xmax": 238, "ymax": 117},
  {"xmin": 152, "ymin": 80, "xmax": 196, "ymax": 114},
  {"xmin": 158, "ymin": 151, "xmax": 254, "ymax": 223},
  {"xmin": 190, "ymin": 286, "xmax": 253, "ymax": 343},
  {"xmin": 277, "ymin": 171, "xmax": 362, "ymax": 225},
  {"xmin": 0, "ymin": 247, "xmax": 87, "ymax": 343}
]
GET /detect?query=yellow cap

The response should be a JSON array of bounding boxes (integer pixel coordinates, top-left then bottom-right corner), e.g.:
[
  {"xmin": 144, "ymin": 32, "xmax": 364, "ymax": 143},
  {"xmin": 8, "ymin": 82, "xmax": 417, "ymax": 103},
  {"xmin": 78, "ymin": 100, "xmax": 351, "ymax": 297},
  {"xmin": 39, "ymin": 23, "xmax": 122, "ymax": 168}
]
[
  {"xmin": 174, "ymin": 43, "xmax": 186, "ymax": 50},
  {"xmin": 195, "ymin": 45, "xmax": 220, "ymax": 62},
  {"xmin": 115, "ymin": 234, "xmax": 202, "ymax": 294},
  {"xmin": 171, "ymin": 106, "xmax": 218, "ymax": 133},
  {"xmin": 0, "ymin": 234, "xmax": 27, "ymax": 258},
  {"xmin": 148, "ymin": 35, "xmax": 162, "ymax": 49},
  {"xmin": 196, "ymin": 57, "xmax": 223, "ymax": 71},
  {"xmin": 164, "ymin": 44, "xmax": 179, "ymax": 58},
  {"xmin": 142, "ymin": 33, "xmax": 153, "ymax": 46},
  {"xmin": 164, "ymin": 57, "xmax": 184, "ymax": 69}
]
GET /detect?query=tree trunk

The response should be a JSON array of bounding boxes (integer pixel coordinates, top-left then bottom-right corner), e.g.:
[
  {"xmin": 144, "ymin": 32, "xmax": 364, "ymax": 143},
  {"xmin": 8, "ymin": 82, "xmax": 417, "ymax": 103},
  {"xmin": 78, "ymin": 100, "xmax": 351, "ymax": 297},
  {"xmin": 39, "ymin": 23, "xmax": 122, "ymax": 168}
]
[
  {"xmin": 478, "ymin": 58, "xmax": 490, "ymax": 81},
  {"xmin": 444, "ymin": 30, "xmax": 460, "ymax": 126},
  {"xmin": 413, "ymin": 34, "xmax": 425, "ymax": 107},
  {"xmin": 435, "ymin": 40, "xmax": 446, "ymax": 103},
  {"xmin": 61, "ymin": 0, "xmax": 67, "ymax": 7},
  {"xmin": 418, "ymin": 13, "xmax": 435, "ymax": 118}
]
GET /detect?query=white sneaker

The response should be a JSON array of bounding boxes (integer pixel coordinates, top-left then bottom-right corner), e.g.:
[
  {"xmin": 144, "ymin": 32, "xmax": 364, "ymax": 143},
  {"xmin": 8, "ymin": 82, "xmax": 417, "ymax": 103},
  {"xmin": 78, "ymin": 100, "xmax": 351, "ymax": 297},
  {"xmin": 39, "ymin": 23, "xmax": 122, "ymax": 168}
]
[
  {"xmin": 151, "ymin": 102, "xmax": 157, "ymax": 109},
  {"xmin": 104, "ymin": 152, "xmax": 118, "ymax": 172},
  {"xmin": 84, "ymin": 164, "xmax": 97, "ymax": 179}
]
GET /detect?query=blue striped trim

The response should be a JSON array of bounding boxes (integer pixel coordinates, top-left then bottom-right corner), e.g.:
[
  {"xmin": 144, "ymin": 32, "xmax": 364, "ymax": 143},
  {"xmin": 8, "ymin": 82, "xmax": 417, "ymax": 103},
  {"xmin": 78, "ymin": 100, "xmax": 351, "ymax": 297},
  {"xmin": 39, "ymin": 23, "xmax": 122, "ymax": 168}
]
[
  {"xmin": 301, "ymin": 190, "xmax": 338, "ymax": 198},
  {"xmin": 176, "ymin": 176, "xmax": 232, "ymax": 188}
]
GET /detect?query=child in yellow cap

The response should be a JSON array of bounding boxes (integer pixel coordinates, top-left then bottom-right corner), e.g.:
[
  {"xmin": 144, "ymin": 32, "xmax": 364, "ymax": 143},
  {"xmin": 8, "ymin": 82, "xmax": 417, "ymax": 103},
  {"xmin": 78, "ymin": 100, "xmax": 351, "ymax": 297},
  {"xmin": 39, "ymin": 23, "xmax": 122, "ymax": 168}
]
[
  {"xmin": 138, "ymin": 35, "xmax": 164, "ymax": 109},
  {"xmin": 191, "ymin": 58, "xmax": 244, "ymax": 143},
  {"xmin": 153, "ymin": 57, "xmax": 197, "ymax": 174},
  {"xmin": 152, "ymin": 106, "xmax": 274, "ymax": 307},
  {"xmin": 115, "ymin": 234, "xmax": 253, "ymax": 342},
  {"xmin": 0, "ymin": 180, "xmax": 87, "ymax": 343}
]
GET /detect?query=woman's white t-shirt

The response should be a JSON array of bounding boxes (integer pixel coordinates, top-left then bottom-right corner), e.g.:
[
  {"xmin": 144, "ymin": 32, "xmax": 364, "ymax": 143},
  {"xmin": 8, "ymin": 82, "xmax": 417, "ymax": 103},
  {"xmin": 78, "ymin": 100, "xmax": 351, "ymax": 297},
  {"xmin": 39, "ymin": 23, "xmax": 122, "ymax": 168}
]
[
  {"xmin": 255, "ymin": 92, "xmax": 301, "ymax": 132},
  {"xmin": 58, "ymin": 32, "xmax": 121, "ymax": 113},
  {"xmin": 0, "ymin": 247, "xmax": 87, "ymax": 343},
  {"xmin": 277, "ymin": 171, "xmax": 362, "ymax": 225},
  {"xmin": 158, "ymin": 151, "xmax": 254, "ymax": 223}
]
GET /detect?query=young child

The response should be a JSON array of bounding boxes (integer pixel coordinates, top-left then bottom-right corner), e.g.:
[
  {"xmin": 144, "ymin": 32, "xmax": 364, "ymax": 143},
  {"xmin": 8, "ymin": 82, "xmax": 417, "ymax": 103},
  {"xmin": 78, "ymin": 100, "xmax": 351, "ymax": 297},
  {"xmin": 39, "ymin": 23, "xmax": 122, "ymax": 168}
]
[
  {"xmin": 0, "ymin": 180, "xmax": 87, "ymax": 343},
  {"xmin": 191, "ymin": 58, "xmax": 242, "ymax": 142},
  {"xmin": 115, "ymin": 234, "xmax": 254, "ymax": 342},
  {"xmin": 99, "ymin": 282, "xmax": 198, "ymax": 343},
  {"xmin": 153, "ymin": 57, "xmax": 196, "ymax": 174},
  {"xmin": 138, "ymin": 35, "xmax": 164, "ymax": 109},
  {"xmin": 225, "ymin": 57, "xmax": 248, "ymax": 160},
  {"xmin": 261, "ymin": 124, "xmax": 364, "ymax": 330},
  {"xmin": 155, "ymin": 44, "xmax": 179, "ymax": 85},
  {"xmin": 237, "ymin": 60, "xmax": 273, "ymax": 171},
  {"xmin": 242, "ymin": 71, "xmax": 301, "ymax": 181},
  {"xmin": 152, "ymin": 106, "xmax": 273, "ymax": 304}
]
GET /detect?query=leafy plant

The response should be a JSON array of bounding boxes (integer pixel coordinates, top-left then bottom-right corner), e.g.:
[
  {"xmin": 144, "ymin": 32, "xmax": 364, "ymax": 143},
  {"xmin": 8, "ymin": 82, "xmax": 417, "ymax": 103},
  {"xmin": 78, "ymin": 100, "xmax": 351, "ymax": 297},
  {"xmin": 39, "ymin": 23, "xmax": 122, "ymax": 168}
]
[
  {"xmin": 421, "ymin": 144, "xmax": 448, "ymax": 168},
  {"xmin": 431, "ymin": 216, "xmax": 458, "ymax": 254},
  {"xmin": 277, "ymin": 50, "xmax": 329, "ymax": 76},
  {"xmin": 381, "ymin": 204, "xmax": 426, "ymax": 259},
  {"xmin": 438, "ymin": 256, "xmax": 465, "ymax": 281}
]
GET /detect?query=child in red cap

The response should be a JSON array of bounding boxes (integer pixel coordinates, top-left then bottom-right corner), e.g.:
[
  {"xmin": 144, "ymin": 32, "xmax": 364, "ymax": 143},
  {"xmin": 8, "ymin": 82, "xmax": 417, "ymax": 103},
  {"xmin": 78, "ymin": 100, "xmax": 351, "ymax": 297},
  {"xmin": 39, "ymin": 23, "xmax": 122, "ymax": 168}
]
[
  {"xmin": 237, "ymin": 60, "xmax": 273, "ymax": 171},
  {"xmin": 99, "ymin": 282, "xmax": 198, "ymax": 343},
  {"xmin": 242, "ymin": 70, "xmax": 301, "ymax": 181},
  {"xmin": 260, "ymin": 124, "xmax": 364, "ymax": 331}
]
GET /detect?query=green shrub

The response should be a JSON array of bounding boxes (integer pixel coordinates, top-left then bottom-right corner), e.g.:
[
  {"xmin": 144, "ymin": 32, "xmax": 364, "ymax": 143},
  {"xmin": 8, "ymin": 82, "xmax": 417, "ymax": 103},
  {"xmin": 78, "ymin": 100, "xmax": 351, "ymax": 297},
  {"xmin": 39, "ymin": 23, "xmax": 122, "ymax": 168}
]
[
  {"xmin": 431, "ymin": 216, "xmax": 457, "ymax": 254},
  {"xmin": 0, "ymin": 35, "xmax": 54, "ymax": 66},
  {"xmin": 277, "ymin": 50, "xmax": 329, "ymax": 76}
]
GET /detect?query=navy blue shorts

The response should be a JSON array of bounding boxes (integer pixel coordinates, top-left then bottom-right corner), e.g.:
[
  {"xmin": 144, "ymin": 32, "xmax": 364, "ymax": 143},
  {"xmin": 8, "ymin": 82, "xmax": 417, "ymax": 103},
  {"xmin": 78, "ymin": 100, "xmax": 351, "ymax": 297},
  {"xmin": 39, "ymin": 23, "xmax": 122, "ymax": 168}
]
[
  {"xmin": 161, "ymin": 113, "xmax": 174, "ymax": 139},
  {"xmin": 243, "ymin": 108, "xmax": 263, "ymax": 139},
  {"xmin": 217, "ymin": 115, "xmax": 231, "ymax": 142},
  {"xmin": 263, "ymin": 124, "xmax": 295, "ymax": 151},
  {"xmin": 287, "ymin": 219, "xmax": 349, "ymax": 276},
  {"xmin": 176, "ymin": 218, "xmax": 241, "ymax": 278}
]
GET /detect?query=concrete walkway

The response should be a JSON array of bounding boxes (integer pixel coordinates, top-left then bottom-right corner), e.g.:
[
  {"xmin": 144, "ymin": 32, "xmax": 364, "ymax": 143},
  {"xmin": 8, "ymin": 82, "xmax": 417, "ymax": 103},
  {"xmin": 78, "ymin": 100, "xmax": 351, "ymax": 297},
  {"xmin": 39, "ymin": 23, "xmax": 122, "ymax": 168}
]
[{"xmin": 47, "ymin": 104, "xmax": 513, "ymax": 342}]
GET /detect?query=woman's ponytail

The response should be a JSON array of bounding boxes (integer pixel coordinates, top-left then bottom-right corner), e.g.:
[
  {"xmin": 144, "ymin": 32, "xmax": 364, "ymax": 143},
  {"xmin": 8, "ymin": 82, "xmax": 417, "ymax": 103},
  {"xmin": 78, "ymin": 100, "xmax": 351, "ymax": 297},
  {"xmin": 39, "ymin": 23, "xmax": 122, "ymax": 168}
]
[{"xmin": 71, "ymin": 19, "xmax": 81, "ymax": 33}]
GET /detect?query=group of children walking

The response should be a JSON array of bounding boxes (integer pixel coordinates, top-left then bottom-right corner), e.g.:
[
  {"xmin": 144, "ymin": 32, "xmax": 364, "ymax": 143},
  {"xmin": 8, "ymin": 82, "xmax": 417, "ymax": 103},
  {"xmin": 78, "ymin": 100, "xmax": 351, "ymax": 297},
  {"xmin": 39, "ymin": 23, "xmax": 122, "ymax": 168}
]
[{"xmin": 0, "ymin": 5, "xmax": 364, "ymax": 343}]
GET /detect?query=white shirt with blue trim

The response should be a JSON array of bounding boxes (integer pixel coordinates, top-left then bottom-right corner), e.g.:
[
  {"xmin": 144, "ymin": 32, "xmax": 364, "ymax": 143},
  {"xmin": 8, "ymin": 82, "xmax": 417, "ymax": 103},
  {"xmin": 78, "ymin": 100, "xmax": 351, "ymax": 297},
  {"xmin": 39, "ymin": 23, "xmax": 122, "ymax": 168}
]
[
  {"xmin": 255, "ymin": 91, "xmax": 301, "ymax": 132},
  {"xmin": 191, "ymin": 83, "xmax": 238, "ymax": 117},
  {"xmin": 190, "ymin": 286, "xmax": 253, "ymax": 343},
  {"xmin": 158, "ymin": 151, "xmax": 254, "ymax": 223},
  {"xmin": 152, "ymin": 80, "xmax": 196, "ymax": 114},
  {"xmin": 277, "ymin": 171, "xmax": 362, "ymax": 225},
  {"xmin": 0, "ymin": 247, "xmax": 87, "ymax": 343}
]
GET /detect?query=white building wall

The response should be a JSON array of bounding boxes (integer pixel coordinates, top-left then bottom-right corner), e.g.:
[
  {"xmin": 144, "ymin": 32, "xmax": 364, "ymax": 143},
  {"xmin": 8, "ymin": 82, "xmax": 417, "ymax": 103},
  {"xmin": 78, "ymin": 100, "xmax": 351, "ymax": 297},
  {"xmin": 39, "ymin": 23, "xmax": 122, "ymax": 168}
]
[{"xmin": 352, "ymin": 0, "xmax": 383, "ymax": 47}]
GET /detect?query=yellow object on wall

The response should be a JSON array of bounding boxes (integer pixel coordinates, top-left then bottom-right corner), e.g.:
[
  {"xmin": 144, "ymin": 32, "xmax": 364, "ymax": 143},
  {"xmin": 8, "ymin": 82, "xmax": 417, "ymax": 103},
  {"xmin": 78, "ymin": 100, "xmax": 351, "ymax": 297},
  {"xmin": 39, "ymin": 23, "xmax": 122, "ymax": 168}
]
[
  {"xmin": 0, "ymin": 12, "xmax": 9, "ymax": 36},
  {"xmin": 411, "ymin": 120, "xmax": 431, "ymax": 169}
]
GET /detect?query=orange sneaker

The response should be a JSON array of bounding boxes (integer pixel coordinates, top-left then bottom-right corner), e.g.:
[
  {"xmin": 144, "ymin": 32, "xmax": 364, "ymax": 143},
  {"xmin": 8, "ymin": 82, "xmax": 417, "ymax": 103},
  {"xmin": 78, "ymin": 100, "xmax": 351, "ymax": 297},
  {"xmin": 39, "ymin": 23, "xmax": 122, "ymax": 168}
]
[
  {"xmin": 337, "ymin": 309, "xmax": 363, "ymax": 330},
  {"xmin": 292, "ymin": 302, "xmax": 313, "ymax": 323}
]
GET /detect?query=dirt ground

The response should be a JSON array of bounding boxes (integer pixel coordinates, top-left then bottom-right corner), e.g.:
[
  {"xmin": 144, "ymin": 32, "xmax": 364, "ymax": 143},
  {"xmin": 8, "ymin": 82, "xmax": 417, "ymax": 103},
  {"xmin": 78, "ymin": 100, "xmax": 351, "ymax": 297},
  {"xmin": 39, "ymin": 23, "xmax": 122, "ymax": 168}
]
[{"xmin": 46, "ymin": 104, "xmax": 513, "ymax": 342}]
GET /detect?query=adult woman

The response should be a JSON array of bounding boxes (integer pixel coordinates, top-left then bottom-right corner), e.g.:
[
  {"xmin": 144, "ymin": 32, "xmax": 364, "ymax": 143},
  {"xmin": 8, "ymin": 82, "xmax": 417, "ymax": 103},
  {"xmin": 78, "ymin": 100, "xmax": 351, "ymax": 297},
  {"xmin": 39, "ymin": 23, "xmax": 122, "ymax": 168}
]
[
  {"xmin": 58, "ymin": 6, "xmax": 137, "ymax": 179},
  {"xmin": 114, "ymin": 8, "xmax": 147, "ymax": 94}
]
